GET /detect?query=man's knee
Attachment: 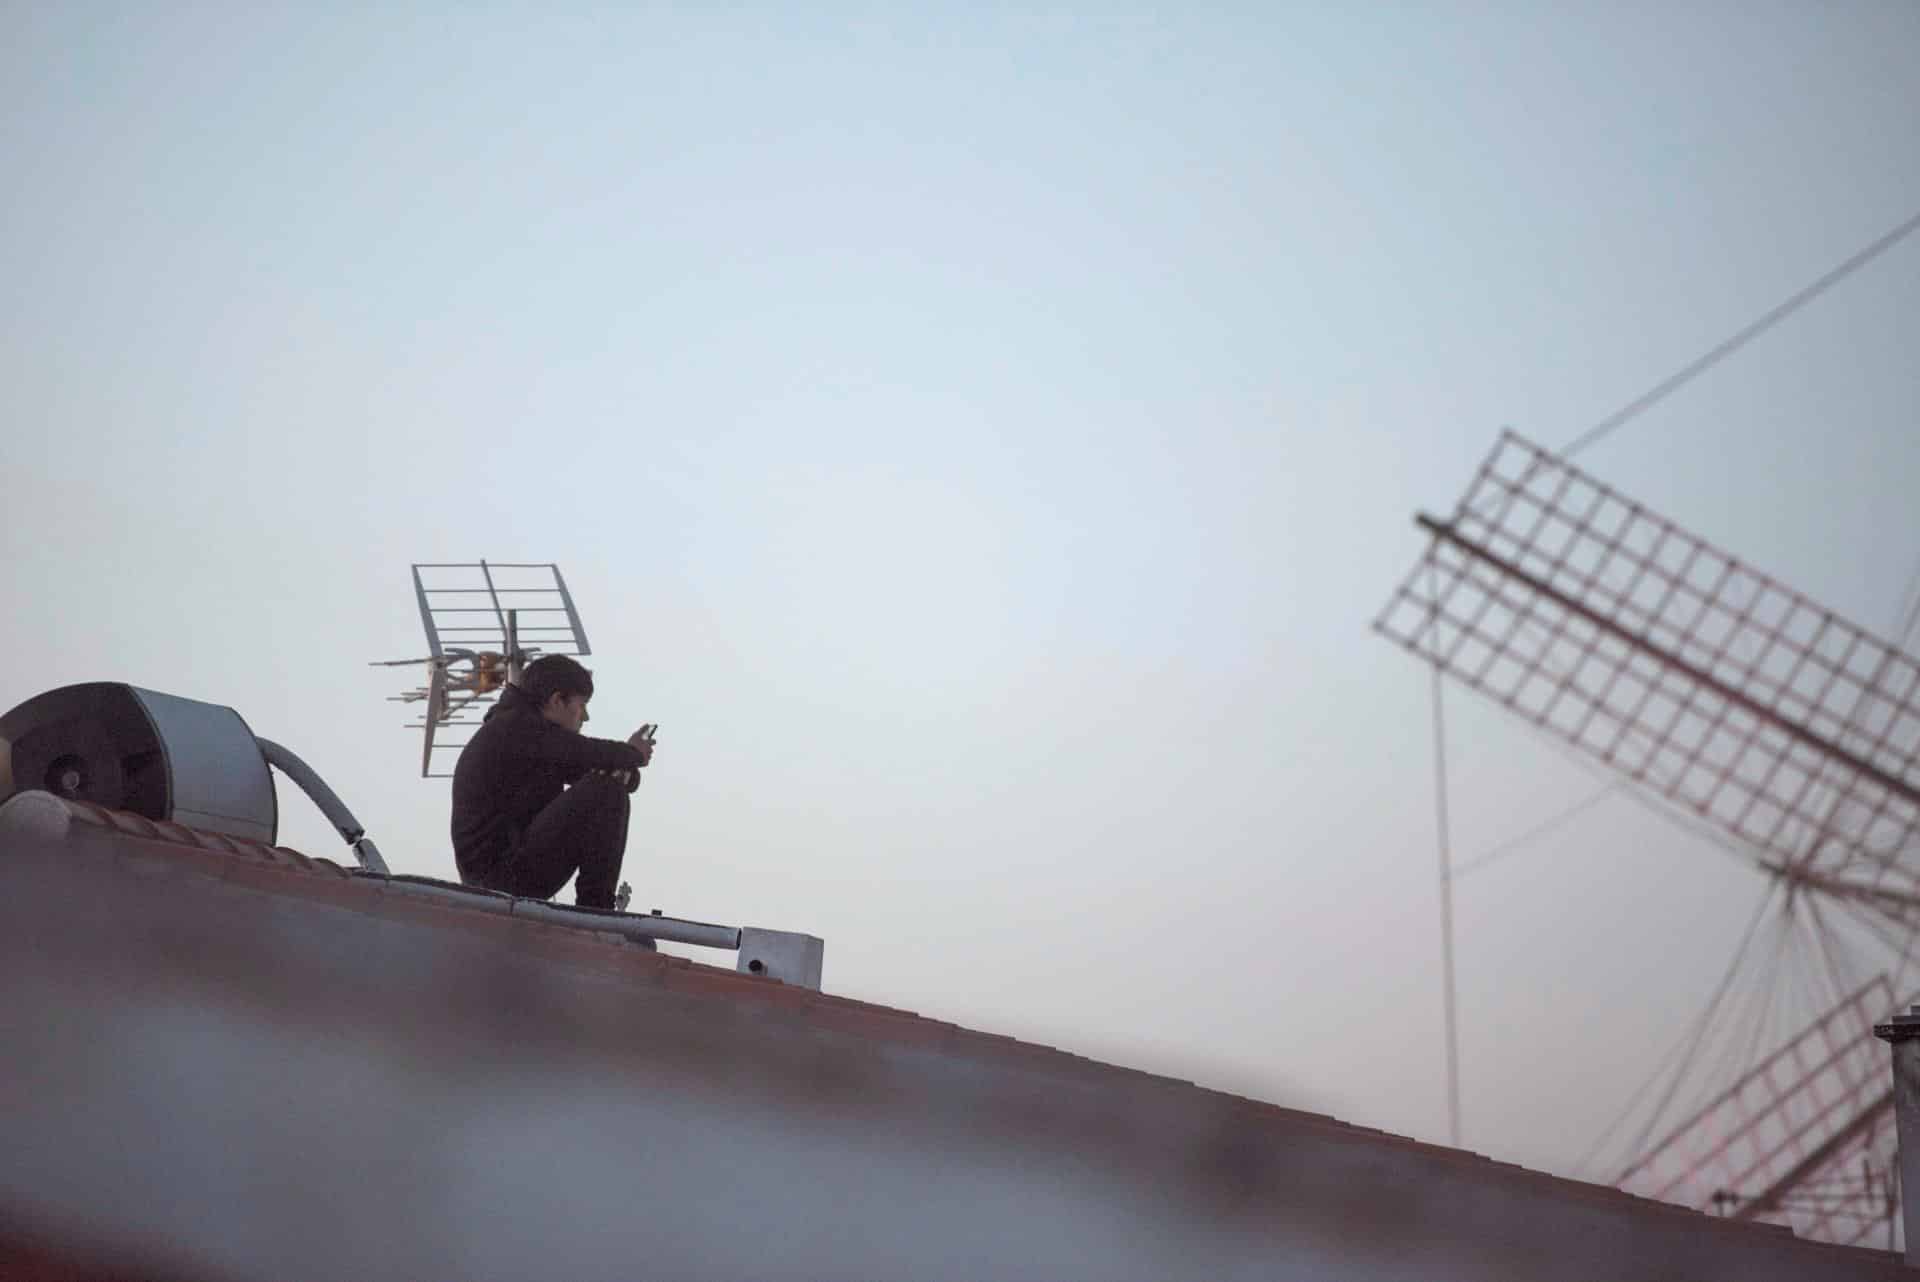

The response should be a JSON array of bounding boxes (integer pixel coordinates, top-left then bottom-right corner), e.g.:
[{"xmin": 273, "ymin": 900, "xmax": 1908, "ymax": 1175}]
[{"xmin": 573, "ymin": 772, "xmax": 631, "ymax": 807}]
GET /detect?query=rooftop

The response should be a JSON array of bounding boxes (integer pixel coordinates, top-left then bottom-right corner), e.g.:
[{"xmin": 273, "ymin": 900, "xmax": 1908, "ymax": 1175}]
[{"xmin": 0, "ymin": 793, "xmax": 1908, "ymax": 1282}]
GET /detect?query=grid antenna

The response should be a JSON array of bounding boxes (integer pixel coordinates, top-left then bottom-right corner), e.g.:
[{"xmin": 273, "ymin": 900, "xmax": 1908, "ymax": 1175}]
[
  {"xmin": 371, "ymin": 561, "xmax": 592, "ymax": 778},
  {"xmin": 1374, "ymin": 430, "xmax": 1920, "ymax": 1246}
]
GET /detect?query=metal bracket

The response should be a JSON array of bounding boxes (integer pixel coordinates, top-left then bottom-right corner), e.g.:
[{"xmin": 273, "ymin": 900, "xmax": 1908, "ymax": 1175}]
[{"xmin": 736, "ymin": 927, "xmax": 825, "ymax": 989}]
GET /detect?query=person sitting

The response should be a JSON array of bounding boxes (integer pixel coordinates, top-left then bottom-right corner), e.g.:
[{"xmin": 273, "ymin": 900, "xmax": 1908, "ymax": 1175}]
[{"xmin": 450, "ymin": 654, "xmax": 656, "ymax": 911}]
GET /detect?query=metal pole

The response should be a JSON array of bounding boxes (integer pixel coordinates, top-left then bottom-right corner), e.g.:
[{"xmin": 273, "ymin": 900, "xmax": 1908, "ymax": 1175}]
[
  {"xmin": 1432, "ymin": 661, "xmax": 1462, "ymax": 1148},
  {"xmin": 549, "ymin": 562, "xmax": 592, "ymax": 655},
  {"xmin": 1873, "ymin": 1006, "xmax": 1920, "ymax": 1265},
  {"xmin": 410, "ymin": 565, "xmax": 442, "ymax": 659},
  {"xmin": 1893, "ymin": 1161, "xmax": 1902, "ymax": 1256},
  {"xmin": 476, "ymin": 558, "xmax": 510, "ymax": 643}
]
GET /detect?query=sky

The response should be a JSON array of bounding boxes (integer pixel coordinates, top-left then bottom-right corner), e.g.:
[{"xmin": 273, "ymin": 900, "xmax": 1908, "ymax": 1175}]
[{"xmin": 4, "ymin": 3, "xmax": 1919, "ymax": 1182}]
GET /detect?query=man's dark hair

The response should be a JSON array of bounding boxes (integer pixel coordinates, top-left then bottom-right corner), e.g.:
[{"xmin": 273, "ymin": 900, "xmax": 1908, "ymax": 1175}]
[{"xmin": 519, "ymin": 655, "xmax": 594, "ymax": 706}]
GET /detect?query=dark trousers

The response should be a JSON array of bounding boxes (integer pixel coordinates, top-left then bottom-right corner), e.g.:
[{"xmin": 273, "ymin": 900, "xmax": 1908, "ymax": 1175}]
[{"xmin": 482, "ymin": 774, "xmax": 630, "ymax": 910}]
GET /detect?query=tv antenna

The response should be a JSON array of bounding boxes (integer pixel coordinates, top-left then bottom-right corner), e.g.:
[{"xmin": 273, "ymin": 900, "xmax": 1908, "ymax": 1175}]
[
  {"xmin": 1375, "ymin": 429, "xmax": 1920, "ymax": 1248},
  {"xmin": 372, "ymin": 561, "xmax": 592, "ymax": 777}
]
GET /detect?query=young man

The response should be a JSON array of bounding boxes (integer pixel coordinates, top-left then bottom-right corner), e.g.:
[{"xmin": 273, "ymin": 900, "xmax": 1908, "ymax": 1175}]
[{"xmin": 451, "ymin": 654, "xmax": 656, "ymax": 911}]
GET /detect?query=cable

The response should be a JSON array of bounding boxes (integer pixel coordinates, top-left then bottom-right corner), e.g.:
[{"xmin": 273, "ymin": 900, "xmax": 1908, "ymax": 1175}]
[
  {"xmin": 1804, "ymin": 890, "xmax": 1860, "ymax": 1019},
  {"xmin": 1452, "ymin": 780, "xmax": 1629, "ymax": 881},
  {"xmin": 1561, "ymin": 207, "xmax": 1920, "ymax": 461},
  {"xmin": 1573, "ymin": 1012, "xmax": 1696, "ymax": 1179},
  {"xmin": 254, "ymin": 737, "xmax": 389, "ymax": 874},
  {"xmin": 1585, "ymin": 877, "xmax": 1778, "ymax": 1178},
  {"xmin": 1725, "ymin": 910, "xmax": 1795, "ymax": 1107},
  {"xmin": 1618, "ymin": 877, "xmax": 1781, "ymax": 1176},
  {"xmin": 1893, "ymin": 549, "xmax": 1920, "ymax": 649}
]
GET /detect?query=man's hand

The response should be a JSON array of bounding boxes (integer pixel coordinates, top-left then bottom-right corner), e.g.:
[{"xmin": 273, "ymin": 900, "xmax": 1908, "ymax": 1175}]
[{"xmin": 628, "ymin": 723, "xmax": 658, "ymax": 768}]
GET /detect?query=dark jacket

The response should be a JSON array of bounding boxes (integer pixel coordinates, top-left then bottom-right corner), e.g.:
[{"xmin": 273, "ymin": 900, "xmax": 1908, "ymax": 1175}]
[{"xmin": 451, "ymin": 683, "xmax": 645, "ymax": 882}]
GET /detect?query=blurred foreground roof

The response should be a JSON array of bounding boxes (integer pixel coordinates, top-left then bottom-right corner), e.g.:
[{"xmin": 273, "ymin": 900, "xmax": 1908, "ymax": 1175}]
[{"xmin": 0, "ymin": 797, "xmax": 1907, "ymax": 1282}]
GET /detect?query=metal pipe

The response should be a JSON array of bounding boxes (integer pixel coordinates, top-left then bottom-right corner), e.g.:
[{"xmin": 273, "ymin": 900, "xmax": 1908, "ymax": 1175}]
[
  {"xmin": 515, "ymin": 898, "xmax": 740, "ymax": 950},
  {"xmin": 253, "ymin": 738, "xmax": 390, "ymax": 874},
  {"xmin": 368, "ymin": 874, "xmax": 741, "ymax": 950}
]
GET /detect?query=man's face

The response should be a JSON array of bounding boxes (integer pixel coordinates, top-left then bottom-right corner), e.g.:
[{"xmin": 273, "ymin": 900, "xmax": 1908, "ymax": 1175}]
[{"xmin": 543, "ymin": 692, "xmax": 590, "ymax": 734}]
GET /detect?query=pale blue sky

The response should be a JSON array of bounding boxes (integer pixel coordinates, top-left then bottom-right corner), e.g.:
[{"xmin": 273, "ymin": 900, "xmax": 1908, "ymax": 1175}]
[{"xmin": 4, "ymin": 3, "xmax": 1918, "ymax": 1178}]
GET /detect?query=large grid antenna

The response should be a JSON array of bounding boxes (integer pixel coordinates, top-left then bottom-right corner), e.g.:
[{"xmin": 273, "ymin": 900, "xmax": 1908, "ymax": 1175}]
[
  {"xmin": 1376, "ymin": 431, "xmax": 1920, "ymax": 916},
  {"xmin": 1373, "ymin": 429, "xmax": 1920, "ymax": 1247}
]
